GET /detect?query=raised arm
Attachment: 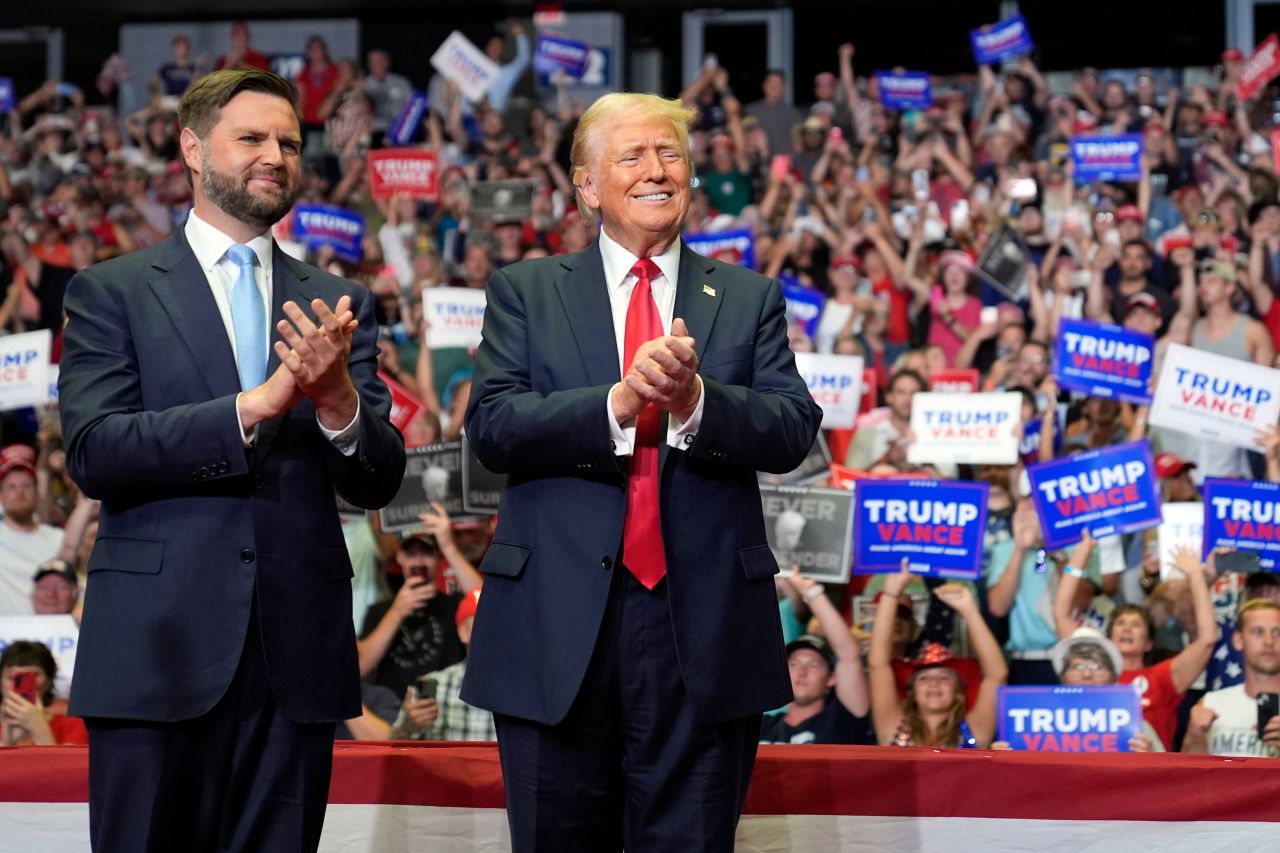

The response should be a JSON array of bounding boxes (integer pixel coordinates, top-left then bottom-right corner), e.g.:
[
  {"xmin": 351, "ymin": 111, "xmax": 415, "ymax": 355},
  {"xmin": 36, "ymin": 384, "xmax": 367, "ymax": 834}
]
[
  {"xmin": 869, "ymin": 562, "xmax": 912, "ymax": 744},
  {"xmin": 788, "ymin": 568, "xmax": 869, "ymax": 717},
  {"xmin": 1052, "ymin": 531, "xmax": 1096, "ymax": 640},
  {"xmin": 934, "ymin": 583, "xmax": 1007, "ymax": 746},
  {"xmin": 1166, "ymin": 546, "xmax": 1219, "ymax": 693}
]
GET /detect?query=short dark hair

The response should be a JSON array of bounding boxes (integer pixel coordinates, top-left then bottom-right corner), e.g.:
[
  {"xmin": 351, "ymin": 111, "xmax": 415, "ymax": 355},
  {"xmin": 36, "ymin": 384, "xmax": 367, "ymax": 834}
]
[
  {"xmin": 888, "ymin": 368, "xmax": 927, "ymax": 394},
  {"xmin": 177, "ymin": 68, "xmax": 299, "ymax": 142},
  {"xmin": 0, "ymin": 640, "xmax": 57, "ymax": 705},
  {"xmin": 1121, "ymin": 238, "xmax": 1150, "ymax": 256}
]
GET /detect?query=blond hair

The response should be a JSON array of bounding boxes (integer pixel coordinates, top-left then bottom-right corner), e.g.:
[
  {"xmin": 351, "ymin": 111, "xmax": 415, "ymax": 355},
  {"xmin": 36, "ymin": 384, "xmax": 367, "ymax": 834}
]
[
  {"xmin": 569, "ymin": 92, "xmax": 697, "ymax": 224},
  {"xmin": 1238, "ymin": 597, "xmax": 1280, "ymax": 627}
]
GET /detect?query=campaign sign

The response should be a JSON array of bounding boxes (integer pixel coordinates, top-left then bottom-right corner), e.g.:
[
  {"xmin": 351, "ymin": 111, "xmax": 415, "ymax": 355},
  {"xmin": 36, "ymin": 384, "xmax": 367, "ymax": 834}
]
[
  {"xmin": 760, "ymin": 484, "xmax": 854, "ymax": 583},
  {"xmin": 1202, "ymin": 479, "xmax": 1280, "ymax": 570},
  {"xmin": 854, "ymin": 479, "xmax": 988, "ymax": 579},
  {"xmin": 368, "ymin": 148, "xmax": 440, "ymax": 201},
  {"xmin": 0, "ymin": 615, "xmax": 78, "ymax": 699},
  {"xmin": 1027, "ymin": 440, "xmax": 1162, "ymax": 550},
  {"xmin": 1159, "ymin": 502, "xmax": 1204, "ymax": 580},
  {"xmin": 422, "ymin": 287, "xmax": 486, "ymax": 350},
  {"xmin": 875, "ymin": 71, "xmax": 932, "ymax": 111},
  {"xmin": 430, "ymin": 31, "xmax": 501, "ymax": 103},
  {"xmin": 759, "ymin": 432, "xmax": 831, "ymax": 487},
  {"xmin": 1054, "ymin": 318, "xmax": 1155, "ymax": 404},
  {"xmin": 1149, "ymin": 343, "xmax": 1280, "ymax": 451},
  {"xmin": 533, "ymin": 34, "xmax": 591, "ymax": 80},
  {"xmin": 0, "ymin": 330, "xmax": 51, "ymax": 411},
  {"xmin": 781, "ymin": 278, "xmax": 824, "ymax": 338},
  {"xmin": 998, "ymin": 685, "xmax": 1142, "ymax": 752},
  {"xmin": 928, "ymin": 368, "xmax": 979, "ymax": 394},
  {"xmin": 907, "ymin": 391, "xmax": 1021, "ymax": 465},
  {"xmin": 0, "ymin": 78, "xmax": 13, "ymax": 112},
  {"xmin": 380, "ymin": 442, "xmax": 466, "ymax": 532},
  {"xmin": 378, "ymin": 370, "xmax": 428, "ymax": 446},
  {"xmin": 470, "ymin": 180, "xmax": 537, "ymax": 223},
  {"xmin": 1070, "ymin": 134, "xmax": 1144, "ymax": 183},
  {"xmin": 970, "ymin": 14, "xmax": 1034, "ymax": 65},
  {"xmin": 976, "ymin": 223, "xmax": 1031, "ymax": 300},
  {"xmin": 1238, "ymin": 33, "xmax": 1280, "ymax": 101},
  {"xmin": 685, "ymin": 228, "xmax": 755, "ymax": 269},
  {"xmin": 385, "ymin": 91, "xmax": 428, "ymax": 147},
  {"xmin": 461, "ymin": 432, "xmax": 506, "ymax": 514},
  {"xmin": 793, "ymin": 352, "xmax": 864, "ymax": 429},
  {"xmin": 291, "ymin": 204, "xmax": 364, "ymax": 264}
]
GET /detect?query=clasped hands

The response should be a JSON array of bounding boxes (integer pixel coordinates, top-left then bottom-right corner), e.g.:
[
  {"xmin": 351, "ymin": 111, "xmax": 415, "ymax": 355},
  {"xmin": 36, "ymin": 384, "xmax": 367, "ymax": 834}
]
[
  {"xmin": 241, "ymin": 296, "xmax": 359, "ymax": 431},
  {"xmin": 611, "ymin": 318, "xmax": 701, "ymax": 424}
]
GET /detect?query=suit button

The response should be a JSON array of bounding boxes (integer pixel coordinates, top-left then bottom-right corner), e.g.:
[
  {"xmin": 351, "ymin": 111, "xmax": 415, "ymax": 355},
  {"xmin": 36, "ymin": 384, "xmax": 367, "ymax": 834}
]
[
  {"xmin": 240, "ymin": 548, "xmax": 255, "ymax": 563},
  {"xmin": 683, "ymin": 434, "xmax": 694, "ymax": 446},
  {"xmin": 601, "ymin": 556, "xmax": 612, "ymax": 570}
]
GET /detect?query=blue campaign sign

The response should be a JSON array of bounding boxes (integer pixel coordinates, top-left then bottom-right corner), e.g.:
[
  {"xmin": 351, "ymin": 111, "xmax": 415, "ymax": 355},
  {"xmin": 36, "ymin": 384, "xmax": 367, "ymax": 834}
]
[
  {"xmin": 1018, "ymin": 407, "xmax": 1065, "ymax": 465},
  {"xmin": 970, "ymin": 14, "xmax": 1035, "ymax": 65},
  {"xmin": 1070, "ymin": 134, "xmax": 1144, "ymax": 182},
  {"xmin": 1055, "ymin": 318, "xmax": 1155, "ymax": 404},
  {"xmin": 998, "ymin": 685, "xmax": 1142, "ymax": 752},
  {"xmin": 1028, "ymin": 440, "xmax": 1162, "ymax": 550},
  {"xmin": 1202, "ymin": 478, "xmax": 1280, "ymax": 569},
  {"xmin": 0, "ymin": 78, "xmax": 13, "ymax": 112},
  {"xmin": 291, "ymin": 204, "xmax": 365, "ymax": 264},
  {"xmin": 781, "ymin": 277, "xmax": 825, "ymax": 338},
  {"xmin": 853, "ymin": 479, "xmax": 989, "ymax": 579},
  {"xmin": 876, "ymin": 71, "xmax": 932, "ymax": 111},
  {"xmin": 386, "ymin": 92, "xmax": 428, "ymax": 147},
  {"xmin": 533, "ymin": 35, "xmax": 591, "ymax": 80},
  {"xmin": 684, "ymin": 228, "xmax": 755, "ymax": 269}
]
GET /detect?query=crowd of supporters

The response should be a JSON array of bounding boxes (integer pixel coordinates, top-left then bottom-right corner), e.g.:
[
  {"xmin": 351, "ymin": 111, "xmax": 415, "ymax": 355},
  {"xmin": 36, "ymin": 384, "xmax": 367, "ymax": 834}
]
[{"xmin": 0, "ymin": 18, "xmax": 1278, "ymax": 759}]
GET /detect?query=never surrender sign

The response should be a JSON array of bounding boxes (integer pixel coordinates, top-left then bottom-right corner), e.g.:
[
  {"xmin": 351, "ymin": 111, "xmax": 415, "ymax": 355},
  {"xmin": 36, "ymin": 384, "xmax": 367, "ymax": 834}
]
[
  {"xmin": 876, "ymin": 71, "xmax": 932, "ymax": 110},
  {"xmin": 1202, "ymin": 479, "xmax": 1280, "ymax": 570},
  {"xmin": 970, "ymin": 14, "xmax": 1034, "ymax": 65},
  {"xmin": 1070, "ymin": 134, "xmax": 1144, "ymax": 182},
  {"xmin": 368, "ymin": 149, "xmax": 439, "ymax": 200},
  {"xmin": 907, "ymin": 391, "xmax": 1021, "ymax": 465},
  {"xmin": 998, "ymin": 685, "xmax": 1143, "ymax": 752},
  {"xmin": 760, "ymin": 484, "xmax": 854, "ymax": 583},
  {"xmin": 1149, "ymin": 343, "xmax": 1280, "ymax": 451},
  {"xmin": 380, "ymin": 442, "xmax": 465, "ymax": 532},
  {"xmin": 1028, "ymin": 440, "xmax": 1162, "ymax": 550},
  {"xmin": 793, "ymin": 352, "xmax": 864, "ymax": 429},
  {"xmin": 853, "ymin": 479, "xmax": 988, "ymax": 579},
  {"xmin": 1054, "ymin": 318, "xmax": 1154, "ymax": 404}
]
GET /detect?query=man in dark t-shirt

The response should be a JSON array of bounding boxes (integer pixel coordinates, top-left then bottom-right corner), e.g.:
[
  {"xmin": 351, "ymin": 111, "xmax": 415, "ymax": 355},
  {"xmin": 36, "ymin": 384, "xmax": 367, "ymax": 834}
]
[{"xmin": 760, "ymin": 634, "xmax": 874, "ymax": 745}]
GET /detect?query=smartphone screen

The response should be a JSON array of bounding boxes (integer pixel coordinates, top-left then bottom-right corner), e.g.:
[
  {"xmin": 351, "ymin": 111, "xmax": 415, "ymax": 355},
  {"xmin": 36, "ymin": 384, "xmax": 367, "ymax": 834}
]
[
  {"xmin": 1219, "ymin": 550, "xmax": 1263, "ymax": 574},
  {"xmin": 980, "ymin": 306, "xmax": 1000, "ymax": 326},
  {"xmin": 1258, "ymin": 692, "xmax": 1279, "ymax": 734},
  {"xmin": 416, "ymin": 677, "xmax": 438, "ymax": 702},
  {"xmin": 10, "ymin": 670, "xmax": 39, "ymax": 704}
]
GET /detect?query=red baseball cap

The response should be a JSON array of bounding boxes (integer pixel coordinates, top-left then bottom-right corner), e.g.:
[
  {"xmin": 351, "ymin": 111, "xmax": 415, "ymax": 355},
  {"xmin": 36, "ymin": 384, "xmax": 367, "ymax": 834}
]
[
  {"xmin": 1203, "ymin": 110, "xmax": 1230, "ymax": 128},
  {"xmin": 1223, "ymin": 47, "xmax": 1245, "ymax": 62},
  {"xmin": 1116, "ymin": 204, "xmax": 1144, "ymax": 224},
  {"xmin": 1155, "ymin": 452, "xmax": 1196, "ymax": 478},
  {"xmin": 939, "ymin": 250, "xmax": 976, "ymax": 273},
  {"xmin": 830, "ymin": 254, "xmax": 862, "ymax": 272},
  {"xmin": 0, "ymin": 445, "xmax": 36, "ymax": 482},
  {"xmin": 1124, "ymin": 292, "xmax": 1161, "ymax": 316}
]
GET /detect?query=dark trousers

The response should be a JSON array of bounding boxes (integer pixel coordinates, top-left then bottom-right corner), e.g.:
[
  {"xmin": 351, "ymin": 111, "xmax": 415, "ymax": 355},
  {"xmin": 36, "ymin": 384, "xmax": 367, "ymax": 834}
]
[
  {"xmin": 495, "ymin": 567, "xmax": 761, "ymax": 853},
  {"xmin": 86, "ymin": 608, "xmax": 334, "ymax": 853}
]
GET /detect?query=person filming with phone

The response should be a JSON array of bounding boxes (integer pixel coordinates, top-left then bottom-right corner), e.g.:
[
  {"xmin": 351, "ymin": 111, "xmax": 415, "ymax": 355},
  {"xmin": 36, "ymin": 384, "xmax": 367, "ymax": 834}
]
[
  {"xmin": 1, "ymin": 640, "xmax": 87, "ymax": 746},
  {"xmin": 1182, "ymin": 597, "xmax": 1280, "ymax": 757}
]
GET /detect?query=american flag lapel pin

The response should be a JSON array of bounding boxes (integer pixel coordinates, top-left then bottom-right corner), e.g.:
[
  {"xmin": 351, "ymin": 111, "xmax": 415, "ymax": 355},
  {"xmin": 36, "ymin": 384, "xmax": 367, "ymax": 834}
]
[{"xmin": 702, "ymin": 284, "xmax": 716, "ymax": 297}]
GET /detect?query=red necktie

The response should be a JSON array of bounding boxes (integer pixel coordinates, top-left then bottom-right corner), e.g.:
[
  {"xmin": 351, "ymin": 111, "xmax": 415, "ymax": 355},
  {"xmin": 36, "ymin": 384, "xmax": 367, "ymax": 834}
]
[{"xmin": 622, "ymin": 258, "xmax": 667, "ymax": 588}]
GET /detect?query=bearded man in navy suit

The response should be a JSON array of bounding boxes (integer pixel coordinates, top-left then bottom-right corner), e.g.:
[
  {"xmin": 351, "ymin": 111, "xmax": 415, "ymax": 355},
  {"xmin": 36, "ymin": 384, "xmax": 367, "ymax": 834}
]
[
  {"xmin": 58, "ymin": 69, "xmax": 405, "ymax": 852},
  {"xmin": 464, "ymin": 92, "xmax": 822, "ymax": 852}
]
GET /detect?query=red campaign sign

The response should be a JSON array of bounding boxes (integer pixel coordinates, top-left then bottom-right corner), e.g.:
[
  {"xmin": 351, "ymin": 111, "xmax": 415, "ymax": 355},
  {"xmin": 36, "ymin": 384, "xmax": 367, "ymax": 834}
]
[
  {"xmin": 1272, "ymin": 127, "xmax": 1280, "ymax": 176},
  {"xmin": 367, "ymin": 149, "xmax": 440, "ymax": 201},
  {"xmin": 378, "ymin": 370, "xmax": 429, "ymax": 446},
  {"xmin": 928, "ymin": 368, "xmax": 980, "ymax": 394},
  {"xmin": 1237, "ymin": 34, "xmax": 1280, "ymax": 101},
  {"xmin": 859, "ymin": 369, "xmax": 878, "ymax": 415}
]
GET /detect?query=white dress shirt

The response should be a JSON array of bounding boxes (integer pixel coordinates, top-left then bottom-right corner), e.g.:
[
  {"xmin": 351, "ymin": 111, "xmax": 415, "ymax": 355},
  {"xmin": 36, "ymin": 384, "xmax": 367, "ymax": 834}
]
[
  {"xmin": 183, "ymin": 211, "xmax": 360, "ymax": 452},
  {"xmin": 598, "ymin": 227, "xmax": 705, "ymax": 455}
]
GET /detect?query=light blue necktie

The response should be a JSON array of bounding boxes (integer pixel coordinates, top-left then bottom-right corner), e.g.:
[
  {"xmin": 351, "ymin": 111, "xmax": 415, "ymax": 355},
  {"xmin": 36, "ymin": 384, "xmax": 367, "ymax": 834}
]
[{"xmin": 226, "ymin": 243, "xmax": 267, "ymax": 390}]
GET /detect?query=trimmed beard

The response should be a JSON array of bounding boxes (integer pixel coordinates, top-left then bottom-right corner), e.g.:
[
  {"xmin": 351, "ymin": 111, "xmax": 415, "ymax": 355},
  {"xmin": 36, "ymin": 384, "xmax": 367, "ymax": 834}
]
[{"xmin": 201, "ymin": 151, "xmax": 299, "ymax": 230}]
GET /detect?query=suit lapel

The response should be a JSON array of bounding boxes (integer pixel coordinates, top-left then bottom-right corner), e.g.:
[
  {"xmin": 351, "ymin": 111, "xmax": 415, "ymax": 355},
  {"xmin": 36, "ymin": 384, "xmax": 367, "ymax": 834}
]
[
  {"xmin": 661, "ymin": 245, "xmax": 722, "ymax": 473},
  {"xmin": 554, "ymin": 244, "xmax": 621, "ymax": 387},
  {"xmin": 147, "ymin": 230, "xmax": 241, "ymax": 400},
  {"xmin": 254, "ymin": 245, "xmax": 313, "ymax": 457}
]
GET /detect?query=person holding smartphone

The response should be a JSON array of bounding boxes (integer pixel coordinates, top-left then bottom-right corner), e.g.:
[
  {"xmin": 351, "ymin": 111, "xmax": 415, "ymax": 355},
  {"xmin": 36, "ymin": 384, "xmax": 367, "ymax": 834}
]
[
  {"xmin": 1183, "ymin": 599, "xmax": 1280, "ymax": 757},
  {"xmin": 0, "ymin": 640, "xmax": 86, "ymax": 746}
]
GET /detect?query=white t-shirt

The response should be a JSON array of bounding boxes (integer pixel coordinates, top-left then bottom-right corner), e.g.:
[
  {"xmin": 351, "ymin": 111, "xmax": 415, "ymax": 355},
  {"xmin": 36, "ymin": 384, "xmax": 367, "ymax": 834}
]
[
  {"xmin": 1203, "ymin": 684, "xmax": 1280, "ymax": 758},
  {"xmin": 0, "ymin": 523, "xmax": 64, "ymax": 616}
]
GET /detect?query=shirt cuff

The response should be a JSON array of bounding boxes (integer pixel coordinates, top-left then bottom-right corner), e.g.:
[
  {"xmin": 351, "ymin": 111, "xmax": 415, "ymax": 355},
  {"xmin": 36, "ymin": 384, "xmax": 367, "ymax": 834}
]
[
  {"xmin": 317, "ymin": 397, "xmax": 363, "ymax": 457},
  {"xmin": 234, "ymin": 392, "xmax": 255, "ymax": 447},
  {"xmin": 666, "ymin": 375, "xmax": 704, "ymax": 451},
  {"xmin": 606, "ymin": 383, "xmax": 636, "ymax": 456}
]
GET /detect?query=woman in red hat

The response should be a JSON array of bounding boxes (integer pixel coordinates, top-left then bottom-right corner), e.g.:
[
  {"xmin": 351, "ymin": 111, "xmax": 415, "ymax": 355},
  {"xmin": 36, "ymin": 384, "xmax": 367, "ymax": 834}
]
[{"xmin": 869, "ymin": 563, "xmax": 1007, "ymax": 747}]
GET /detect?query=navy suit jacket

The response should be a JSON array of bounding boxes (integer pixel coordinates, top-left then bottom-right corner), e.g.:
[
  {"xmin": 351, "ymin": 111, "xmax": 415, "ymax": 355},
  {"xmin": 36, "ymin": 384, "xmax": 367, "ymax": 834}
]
[
  {"xmin": 58, "ymin": 227, "xmax": 405, "ymax": 725},
  {"xmin": 462, "ymin": 241, "xmax": 822, "ymax": 726}
]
